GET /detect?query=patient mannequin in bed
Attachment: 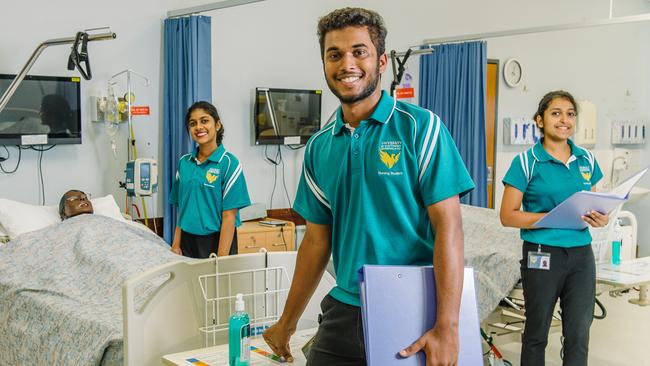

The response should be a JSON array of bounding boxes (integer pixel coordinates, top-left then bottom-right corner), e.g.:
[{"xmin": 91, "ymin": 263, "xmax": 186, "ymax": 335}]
[{"xmin": 59, "ymin": 190, "xmax": 94, "ymax": 220}]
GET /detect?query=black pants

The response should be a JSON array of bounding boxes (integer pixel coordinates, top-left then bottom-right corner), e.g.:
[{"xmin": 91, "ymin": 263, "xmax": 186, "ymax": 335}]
[
  {"xmin": 307, "ymin": 295, "xmax": 366, "ymax": 366},
  {"xmin": 180, "ymin": 229, "xmax": 238, "ymax": 258},
  {"xmin": 520, "ymin": 242, "xmax": 595, "ymax": 366}
]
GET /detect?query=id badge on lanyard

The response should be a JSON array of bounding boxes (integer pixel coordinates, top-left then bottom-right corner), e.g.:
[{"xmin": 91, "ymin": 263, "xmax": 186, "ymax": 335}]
[{"xmin": 528, "ymin": 244, "xmax": 551, "ymax": 270}]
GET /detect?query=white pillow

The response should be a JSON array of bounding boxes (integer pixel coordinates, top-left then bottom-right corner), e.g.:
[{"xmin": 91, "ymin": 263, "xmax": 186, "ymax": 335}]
[
  {"xmin": 0, "ymin": 194, "xmax": 126, "ymax": 240},
  {"xmin": 91, "ymin": 194, "xmax": 127, "ymax": 222},
  {"xmin": 0, "ymin": 199, "xmax": 60, "ymax": 239}
]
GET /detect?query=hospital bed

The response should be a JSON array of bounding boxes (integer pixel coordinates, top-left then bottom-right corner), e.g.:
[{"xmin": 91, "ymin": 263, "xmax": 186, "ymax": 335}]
[{"xmin": 0, "ymin": 213, "xmax": 185, "ymax": 366}]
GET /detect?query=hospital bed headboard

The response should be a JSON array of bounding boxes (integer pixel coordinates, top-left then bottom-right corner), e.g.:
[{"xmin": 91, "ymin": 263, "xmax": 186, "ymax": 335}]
[{"xmin": 122, "ymin": 251, "xmax": 335, "ymax": 366}]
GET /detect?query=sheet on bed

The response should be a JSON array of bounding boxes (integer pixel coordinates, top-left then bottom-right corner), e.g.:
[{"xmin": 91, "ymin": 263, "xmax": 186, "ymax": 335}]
[
  {"xmin": 0, "ymin": 215, "xmax": 188, "ymax": 366},
  {"xmin": 461, "ymin": 204, "xmax": 521, "ymax": 321}
]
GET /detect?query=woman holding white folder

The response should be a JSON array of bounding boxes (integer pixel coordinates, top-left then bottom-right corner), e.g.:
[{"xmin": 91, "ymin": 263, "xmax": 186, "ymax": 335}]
[{"xmin": 500, "ymin": 90, "xmax": 609, "ymax": 366}]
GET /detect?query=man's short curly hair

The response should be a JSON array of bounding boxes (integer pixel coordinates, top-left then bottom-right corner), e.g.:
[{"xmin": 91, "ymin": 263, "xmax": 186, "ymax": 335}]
[{"xmin": 317, "ymin": 7, "xmax": 387, "ymax": 59}]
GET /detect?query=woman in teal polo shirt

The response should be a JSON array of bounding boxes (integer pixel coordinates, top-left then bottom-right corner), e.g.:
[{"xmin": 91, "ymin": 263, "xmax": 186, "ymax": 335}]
[
  {"xmin": 169, "ymin": 101, "xmax": 251, "ymax": 258},
  {"xmin": 500, "ymin": 90, "xmax": 609, "ymax": 366}
]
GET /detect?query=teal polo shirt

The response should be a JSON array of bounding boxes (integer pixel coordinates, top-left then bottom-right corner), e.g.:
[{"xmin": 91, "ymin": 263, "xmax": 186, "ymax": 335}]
[
  {"xmin": 294, "ymin": 91, "xmax": 475, "ymax": 307},
  {"xmin": 502, "ymin": 138, "xmax": 603, "ymax": 247},
  {"xmin": 169, "ymin": 145, "xmax": 251, "ymax": 235}
]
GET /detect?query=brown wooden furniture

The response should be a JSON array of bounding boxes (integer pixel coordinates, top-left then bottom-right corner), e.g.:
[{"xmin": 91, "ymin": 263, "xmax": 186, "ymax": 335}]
[{"xmin": 236, "ymin": 219, "xmax": 295, "ymax": 254}]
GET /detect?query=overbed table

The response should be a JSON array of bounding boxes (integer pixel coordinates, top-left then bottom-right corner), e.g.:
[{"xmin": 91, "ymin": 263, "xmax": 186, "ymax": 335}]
[
  {"xmin": 162, "ymin": 328, "xmax": 316, "ymax": 366},
  {"xmin": 596, "ymin": 256, "xmax": 650, "ymax": 306}
]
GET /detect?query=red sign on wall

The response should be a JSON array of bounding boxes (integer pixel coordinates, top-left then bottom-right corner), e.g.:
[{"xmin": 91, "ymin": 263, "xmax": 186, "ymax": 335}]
[
  {"xmin": 395, "ymin": 87, "xmax": 414, "ymax": 99},
  {"xmin": 131, "ymin": 106, "xmax": 150, "ymax": 115}
]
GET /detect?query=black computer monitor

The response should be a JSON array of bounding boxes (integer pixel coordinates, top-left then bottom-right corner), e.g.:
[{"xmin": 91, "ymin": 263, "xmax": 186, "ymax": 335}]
[
  {"xmin": 0, "ymin": 74, "xmax": 81, "ymax": 145},
  {"xmin": 253, "ymin": 87, "xmax": 322, "ymax": 145}
]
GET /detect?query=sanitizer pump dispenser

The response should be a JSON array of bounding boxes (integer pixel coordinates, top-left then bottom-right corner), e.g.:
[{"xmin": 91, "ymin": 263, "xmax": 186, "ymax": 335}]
[{"xmin": 229, "ymin": 293, "xmax": 250, "ymax": 366}]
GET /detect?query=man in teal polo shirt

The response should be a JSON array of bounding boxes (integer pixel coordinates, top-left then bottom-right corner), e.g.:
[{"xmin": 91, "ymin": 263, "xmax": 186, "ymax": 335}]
[{"xmin": 263, "ymin": 7, "xmax": 474, "ymax": 365}]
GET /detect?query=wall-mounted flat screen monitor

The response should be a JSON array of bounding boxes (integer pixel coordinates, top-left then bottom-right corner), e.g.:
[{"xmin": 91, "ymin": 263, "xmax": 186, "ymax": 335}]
[
  {"xmin": 0, "ymin": 74, "xmax": 81, "ymax": 145},
  {"xmin": 254, "ymin": 87, "xmax": 321, "ymax": 145}
]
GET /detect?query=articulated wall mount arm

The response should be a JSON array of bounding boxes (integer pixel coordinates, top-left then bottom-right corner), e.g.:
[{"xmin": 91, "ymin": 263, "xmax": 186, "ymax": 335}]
[{"xmin": 0, "ymin": 28, "xmax": 116, "ymax": 114}]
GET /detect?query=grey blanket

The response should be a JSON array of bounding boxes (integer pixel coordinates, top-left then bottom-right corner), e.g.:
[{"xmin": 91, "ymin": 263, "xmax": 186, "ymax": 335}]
[
  {"xmin": 461, "ymin": 204, "xmax": 521, "ymax": 320},
  {"xmin": 0, "ymin": 215, "xmax": 186, "ymax": 366}
]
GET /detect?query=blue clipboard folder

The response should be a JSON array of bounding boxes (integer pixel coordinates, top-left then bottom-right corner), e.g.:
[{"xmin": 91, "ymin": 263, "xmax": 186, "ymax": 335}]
[
  {"xmin": 358, "ymin": 266, "xmax": 483, "ymax": 366},
  {"xmin": 533, "ymin": 191, "xmax": 626, "ymax": 229},
  {"xmin": 533, "ymin": 167, "xmax": 648, "ymax": 230}
]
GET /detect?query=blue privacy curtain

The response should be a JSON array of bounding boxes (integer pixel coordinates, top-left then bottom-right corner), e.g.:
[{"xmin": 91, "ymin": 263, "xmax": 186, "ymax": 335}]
[
  {"xmin": 419, "ymin": 41, "xmax": 487, "ymax": 207},
  {"xmin": 163, "ymin": 16, "xmax": 212, "ymax": 243}
]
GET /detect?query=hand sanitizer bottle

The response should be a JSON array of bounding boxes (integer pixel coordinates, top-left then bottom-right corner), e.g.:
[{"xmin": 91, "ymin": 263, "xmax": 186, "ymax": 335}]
[
  {"xmin": 611, "ymin": 219, "xmax": 622, "ymax": 266},
  {"xmin": 229, "ymin": 293, "xmax": 250, "ymax": 366}
]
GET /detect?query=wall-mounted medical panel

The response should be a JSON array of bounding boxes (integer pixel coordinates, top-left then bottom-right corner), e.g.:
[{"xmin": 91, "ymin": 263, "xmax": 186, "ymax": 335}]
[
  {"xmin": 503, "ymin": 117, "xmax": 541, "ymax": 145},
  {"xmin": 611, "ymin": 119, "xmax": 646, "ymax": 145},
  {"xmin": 574, "ymin": 100, "xmax": 597, "ymax": 146}
]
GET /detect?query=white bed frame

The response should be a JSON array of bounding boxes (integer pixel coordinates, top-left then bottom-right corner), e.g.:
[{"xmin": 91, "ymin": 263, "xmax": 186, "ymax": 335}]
[{"xmin": 122, "ymin": 251, "xmax": 335, "ymax": 366}]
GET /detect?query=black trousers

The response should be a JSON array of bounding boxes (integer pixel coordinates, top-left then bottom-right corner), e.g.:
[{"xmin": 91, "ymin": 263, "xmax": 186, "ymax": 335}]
[
  {"xmin": 520, "ymin": 242, "xmax": 595, "ymax": 366},
  {"xmin": 307, "ymin": 295, "xmax": 366, "ymax": 366},
  {"xmin": 180, "ymin": 229, "xmax": 238, "ymax": 258}
]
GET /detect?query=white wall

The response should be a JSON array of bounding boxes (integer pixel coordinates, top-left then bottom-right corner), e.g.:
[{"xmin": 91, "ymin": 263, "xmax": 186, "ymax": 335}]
[{"xmin": 2, "ymin": 0, "xmax": 649, "ymax": 249}]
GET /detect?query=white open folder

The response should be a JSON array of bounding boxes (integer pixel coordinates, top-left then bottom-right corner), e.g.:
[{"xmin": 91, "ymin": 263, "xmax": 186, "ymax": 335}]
[{"xmin": 533, "ymin": 167, "xmax": 648, "ymax": 230}]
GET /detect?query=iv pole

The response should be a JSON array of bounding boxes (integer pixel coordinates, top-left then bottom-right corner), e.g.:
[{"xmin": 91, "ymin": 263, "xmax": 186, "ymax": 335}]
[{"xmin": 110, "ymin": 69, "xmax": 151, "ymax": 226}]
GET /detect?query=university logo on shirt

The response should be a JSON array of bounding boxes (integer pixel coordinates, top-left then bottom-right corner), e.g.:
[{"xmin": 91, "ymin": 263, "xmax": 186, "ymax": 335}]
[
  {"xmin": 579, "ymin": 165, "xmax": 591, "ymax": 182},
  {"xmin": 379, "ymin": 150, "xmax": 400, "ymax": 168},
  {"xmin": 206, "ymin": 168, "xmax": 220, "ymax": 184},
  {"xmin": 378, "ymin": 140, "xmax": 404, "ymax": 176}
]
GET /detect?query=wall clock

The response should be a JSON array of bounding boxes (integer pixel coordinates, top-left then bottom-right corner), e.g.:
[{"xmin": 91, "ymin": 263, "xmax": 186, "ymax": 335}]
[{"xmin": 503, "ymin": 58, "xmax": 523, "ymax": 88}]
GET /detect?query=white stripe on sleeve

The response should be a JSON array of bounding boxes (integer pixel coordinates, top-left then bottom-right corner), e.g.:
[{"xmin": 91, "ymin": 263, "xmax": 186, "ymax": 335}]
[
  {"xmin": 418, "ymin": 111, "xmax": 440, "ymax": 182},
  {"xmin": 418, "ymin": 112, "xmax": 434, "ymax": 169},
  {"xmin": 223, "ymin": 162, "xmax": 242, "ymax": 198},
  {"xmin": 518, "ymin": 152, "xmax": 528, "ymax": 182},
  {"xmin": 304, "ymin": 169, "xmax": 330, "ymax": 209}
]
